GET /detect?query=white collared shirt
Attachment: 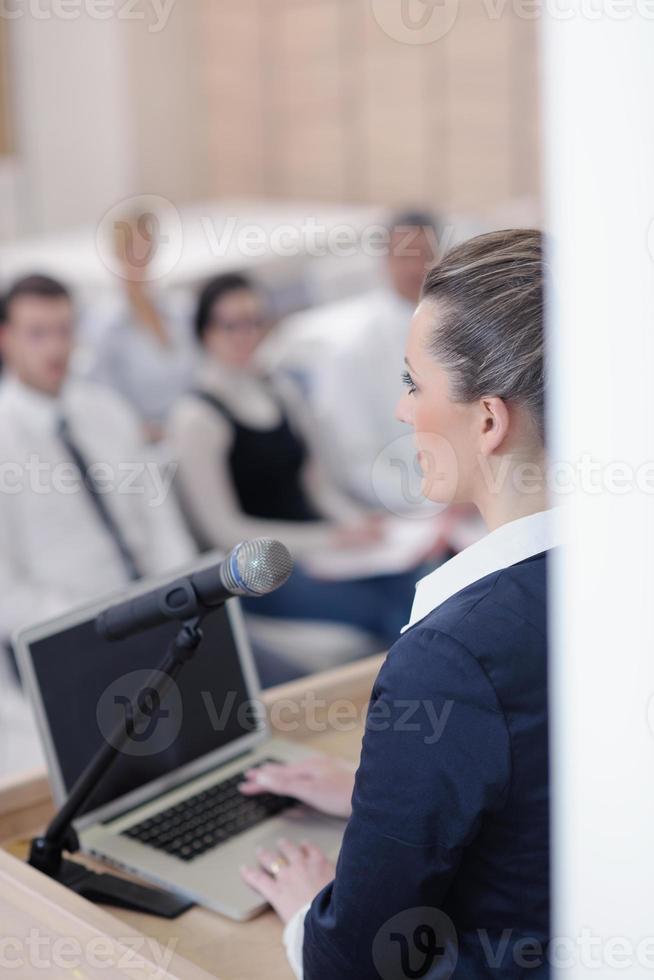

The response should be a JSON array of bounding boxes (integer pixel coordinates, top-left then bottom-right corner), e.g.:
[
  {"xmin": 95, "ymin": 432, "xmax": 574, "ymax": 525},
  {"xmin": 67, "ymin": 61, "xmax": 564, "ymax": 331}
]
[
  {"xmin": 403, "ymin": 508, "xmax": 563, "ymax": 632},
  {"xmin": 310, "ymin": 288, "xmax": 417, "ymax": 510},
  {"xmin": 283, "ymin": 507, "xmax": 562, "ymax": 979},
  {"xmin": 0, "ymin": 375, "xmax": 195, "ymax": 643}
]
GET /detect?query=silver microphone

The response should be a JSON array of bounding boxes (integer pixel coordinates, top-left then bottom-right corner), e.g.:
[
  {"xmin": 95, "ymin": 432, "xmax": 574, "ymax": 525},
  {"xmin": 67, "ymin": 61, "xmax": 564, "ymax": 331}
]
[{"xmin": 96, "ymin": 539, "xmax": 294, "ymax": 641}]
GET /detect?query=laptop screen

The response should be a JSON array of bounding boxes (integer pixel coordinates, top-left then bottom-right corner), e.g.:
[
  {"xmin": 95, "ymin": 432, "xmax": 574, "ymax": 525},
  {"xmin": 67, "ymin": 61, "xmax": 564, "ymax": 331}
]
[{"xmin": 26, "ymin": 602, "xmax": 261, "ymax": 817}]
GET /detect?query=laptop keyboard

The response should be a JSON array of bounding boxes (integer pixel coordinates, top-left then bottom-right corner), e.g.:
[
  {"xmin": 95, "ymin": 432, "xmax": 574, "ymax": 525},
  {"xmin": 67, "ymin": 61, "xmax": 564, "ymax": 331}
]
[{"xmin": 122, "ymin": 759, "xmax": 297, "ymax": 862}]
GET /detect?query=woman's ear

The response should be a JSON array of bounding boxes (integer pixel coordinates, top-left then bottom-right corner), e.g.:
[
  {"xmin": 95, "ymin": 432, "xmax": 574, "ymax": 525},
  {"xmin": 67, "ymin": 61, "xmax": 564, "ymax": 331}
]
[{"xmin": 478, "ymin": 396, "xmax": 510, "ymax": 456}]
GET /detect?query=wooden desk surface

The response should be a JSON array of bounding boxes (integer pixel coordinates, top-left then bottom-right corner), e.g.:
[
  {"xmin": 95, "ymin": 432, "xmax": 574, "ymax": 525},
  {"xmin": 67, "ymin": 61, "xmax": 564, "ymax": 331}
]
[{"xmin": 0, "ymin": 655, "xmax": 383, "ymax": 980}]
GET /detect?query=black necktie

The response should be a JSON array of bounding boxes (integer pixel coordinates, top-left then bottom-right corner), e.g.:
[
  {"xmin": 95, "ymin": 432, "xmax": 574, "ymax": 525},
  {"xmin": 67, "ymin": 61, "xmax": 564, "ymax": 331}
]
[{"xmin": 57, "ymin": 416, "xmax": 142, "ymax": 582}]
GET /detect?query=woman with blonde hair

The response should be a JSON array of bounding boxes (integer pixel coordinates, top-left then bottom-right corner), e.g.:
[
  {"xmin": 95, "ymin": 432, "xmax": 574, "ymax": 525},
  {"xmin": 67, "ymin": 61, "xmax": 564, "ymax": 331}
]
[{"xmin": 240, "ymin": 229, "xmax": 558, "ymax": 979}]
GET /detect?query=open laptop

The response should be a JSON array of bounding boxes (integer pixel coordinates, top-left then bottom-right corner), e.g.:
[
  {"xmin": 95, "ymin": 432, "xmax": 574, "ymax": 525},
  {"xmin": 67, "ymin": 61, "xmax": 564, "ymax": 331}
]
[{"xmin": 13, "ymin": 570, "xmax": 347, "ymax": 921}]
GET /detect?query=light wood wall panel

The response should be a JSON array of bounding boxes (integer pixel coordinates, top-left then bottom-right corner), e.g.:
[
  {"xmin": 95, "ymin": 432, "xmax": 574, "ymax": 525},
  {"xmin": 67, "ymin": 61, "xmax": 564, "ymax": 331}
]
[
  {"xmin": 362, "ymin": 7, "xmax": 430, "ymax": 204},
  {"xmin": 0, "ymin": 18, "xmax": 11, "ymax": 156},
  {"xmin": 269, "ymin": 2, "xmax": 349, "ymax": 198},
  {"xmin": 200, "ymin": 0, "xmax": 540, "ymax": 213},
  {"xmin": 445, "ymin": 0, "xmax": 514, "ymax": 209},
  {"xmin": 509, "ymin": 10, "xmax": 542, "ymax": 198},
  {"xmin": 123, "ymin": 2, "xmax": 212, "ymax": 204},
  {"xmin": 201, "ymin": 0, "xmax": 267, "ymax": 195}
]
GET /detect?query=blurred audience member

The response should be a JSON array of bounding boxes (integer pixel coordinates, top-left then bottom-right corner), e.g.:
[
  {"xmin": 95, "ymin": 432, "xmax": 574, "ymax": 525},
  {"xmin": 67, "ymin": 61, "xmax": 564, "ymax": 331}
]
[
  {"xmin": 168, "ymin": 273, "xmax": 420, "ymax": 648},
  {"xmin": 310, "ymin": 209, "xmax": 442, "ymax": 511},
  {"xmin": 0, "ymin": 274, "xmax": 195, "ymax": 646},
  {"xmin": 87, "ymin": 211, "xmax": 196, "ymax": 441}
]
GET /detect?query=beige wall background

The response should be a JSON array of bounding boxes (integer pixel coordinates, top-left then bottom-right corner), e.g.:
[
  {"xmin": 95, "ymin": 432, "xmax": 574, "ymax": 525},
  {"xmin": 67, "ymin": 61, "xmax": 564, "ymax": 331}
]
[
  {"xmin": 200, "ymin": 0, "xmax": 540, "ymax": 213},
  {"xmin": 3, "ymin": 1, "xmax": 212, "ymax": 235},
  {"xmin": 2, "ymin": 0, "xmax": 540, "ymax": 236}
]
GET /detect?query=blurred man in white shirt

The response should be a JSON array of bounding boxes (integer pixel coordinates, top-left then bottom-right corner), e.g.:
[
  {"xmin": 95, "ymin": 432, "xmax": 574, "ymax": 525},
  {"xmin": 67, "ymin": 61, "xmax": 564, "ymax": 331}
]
[
  {"xmin": 269, "ymin": 210, "xmax": 484, "ymax": 556},
  {"xmin": 304, "ymin": 210, "xmax": 442, "ymax": 511},
  {"xmin": 0, "ymin": 273, "xmax": 196, "ymax": 646}
]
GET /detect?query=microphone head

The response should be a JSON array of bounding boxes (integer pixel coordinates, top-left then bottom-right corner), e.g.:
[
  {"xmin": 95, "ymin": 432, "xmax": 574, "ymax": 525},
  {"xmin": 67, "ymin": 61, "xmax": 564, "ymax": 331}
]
[{"xmin": 222, "ymin": 539, "xmax": 294, "ymax": 596}]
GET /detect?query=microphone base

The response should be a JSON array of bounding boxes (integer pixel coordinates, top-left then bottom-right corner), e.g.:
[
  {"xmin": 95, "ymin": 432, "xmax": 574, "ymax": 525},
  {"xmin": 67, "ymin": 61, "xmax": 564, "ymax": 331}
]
[
  {"xmin": 52, "ymin": 854, "xmax": 194, "ymax": 918},
  {"xmin": 29, "ymin": 830, "xmax": 194, "ymax": 919},
  {"xmin": 28, "ymin": 618, "xmax": 205, "ymax": 920}
]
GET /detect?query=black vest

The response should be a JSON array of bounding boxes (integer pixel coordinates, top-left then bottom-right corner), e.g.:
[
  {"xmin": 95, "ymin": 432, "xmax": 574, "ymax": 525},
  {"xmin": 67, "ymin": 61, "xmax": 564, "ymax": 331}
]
[{"xmin": 194, "ymin": 388, "xmax": 321, "ymax": 523}]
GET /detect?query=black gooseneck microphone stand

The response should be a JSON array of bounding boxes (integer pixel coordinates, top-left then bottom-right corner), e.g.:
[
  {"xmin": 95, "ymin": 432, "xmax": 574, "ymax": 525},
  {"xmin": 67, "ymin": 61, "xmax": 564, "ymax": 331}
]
[{"xmin": 28, "ymin": 617, "xmax": 206, "ymax": 918}]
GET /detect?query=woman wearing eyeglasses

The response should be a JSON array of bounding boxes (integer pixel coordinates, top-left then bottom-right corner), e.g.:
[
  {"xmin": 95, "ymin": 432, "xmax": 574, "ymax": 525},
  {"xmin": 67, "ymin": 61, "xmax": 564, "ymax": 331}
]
[
  {"xmin": 168, "ymin": 273, "xmax": 425, "ymax": 668},
  {"xmin": 239, "ymin": 229, "xmax": 559, "ymax": 979}
]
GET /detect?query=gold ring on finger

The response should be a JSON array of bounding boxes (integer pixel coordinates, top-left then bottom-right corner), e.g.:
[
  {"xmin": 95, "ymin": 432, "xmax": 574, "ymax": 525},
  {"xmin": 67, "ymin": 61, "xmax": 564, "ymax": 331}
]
[{"xmin": 268, "ymin": 858, "xmax": 287, "ymax": 877}]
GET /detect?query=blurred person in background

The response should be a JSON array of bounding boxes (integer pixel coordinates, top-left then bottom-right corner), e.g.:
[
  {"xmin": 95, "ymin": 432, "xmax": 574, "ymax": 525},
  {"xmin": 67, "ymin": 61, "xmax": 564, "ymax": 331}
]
[
  {"xmin": 270, "ymin": 209, "xmax": 484, "ymax": 556},
  {"xmin": 86, "ymin": 210, "xmax": 197, "ymax": 442},
  {"xmin": 0, "ymin": 273, "xmax": 195, "ymax": 649},
  {"xmin": 296, "ymin": 209, "xmax": 442, "ymax": 508},
  {"xmin": 167, "ymin": 272, "xmax": 423, "ymax": 652}
]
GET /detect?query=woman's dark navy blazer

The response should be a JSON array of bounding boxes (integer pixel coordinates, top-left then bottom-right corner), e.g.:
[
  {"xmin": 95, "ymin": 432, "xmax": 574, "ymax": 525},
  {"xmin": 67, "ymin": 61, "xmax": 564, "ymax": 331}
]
[{"xmin": 303, "ymin": 549, "xmax": 552, "ymax": 979}]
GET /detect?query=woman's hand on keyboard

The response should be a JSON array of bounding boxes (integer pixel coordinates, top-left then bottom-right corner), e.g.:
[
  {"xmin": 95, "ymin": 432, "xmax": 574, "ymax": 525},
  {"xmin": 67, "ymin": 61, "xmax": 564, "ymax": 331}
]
[
  {"xmin": 238, "ymin": 755, "xmax": 356, "ymax": 819},
  {"xmin": 241, "ymin": 837, "xmax": 336, "ymax": 924}
]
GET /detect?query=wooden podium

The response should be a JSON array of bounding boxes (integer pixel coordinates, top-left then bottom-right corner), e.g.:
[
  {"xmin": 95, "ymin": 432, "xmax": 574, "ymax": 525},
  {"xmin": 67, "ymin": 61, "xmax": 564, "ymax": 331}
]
[{"xmin": 0, "ymin": 655, "xmax": 383, "ymax": 980}]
